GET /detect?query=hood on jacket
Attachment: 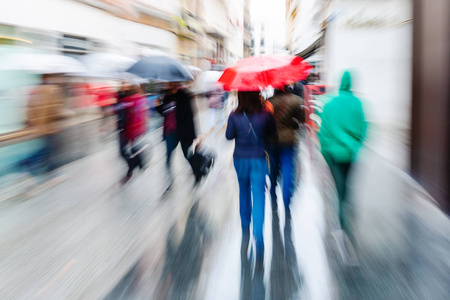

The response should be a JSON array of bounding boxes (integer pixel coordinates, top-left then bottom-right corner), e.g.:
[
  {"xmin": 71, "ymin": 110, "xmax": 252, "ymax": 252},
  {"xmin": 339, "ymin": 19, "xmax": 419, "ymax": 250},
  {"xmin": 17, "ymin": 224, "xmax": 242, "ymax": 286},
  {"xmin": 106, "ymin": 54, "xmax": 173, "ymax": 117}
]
[{"xmin": 339, "ymin": 71, "xmax": 352, "ymax": 93}]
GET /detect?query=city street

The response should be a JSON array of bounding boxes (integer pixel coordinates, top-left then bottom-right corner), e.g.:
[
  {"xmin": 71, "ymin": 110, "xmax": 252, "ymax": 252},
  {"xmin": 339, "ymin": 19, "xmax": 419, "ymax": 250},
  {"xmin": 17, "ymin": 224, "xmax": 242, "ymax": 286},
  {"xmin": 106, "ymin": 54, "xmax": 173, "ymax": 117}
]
[
  {"xmin": 0, "ymin": 104, "xmax": 449, "ymax": 300},
  {"xmin": 0, "ymin": 0, "xmax": 449, "ymax": 299}
]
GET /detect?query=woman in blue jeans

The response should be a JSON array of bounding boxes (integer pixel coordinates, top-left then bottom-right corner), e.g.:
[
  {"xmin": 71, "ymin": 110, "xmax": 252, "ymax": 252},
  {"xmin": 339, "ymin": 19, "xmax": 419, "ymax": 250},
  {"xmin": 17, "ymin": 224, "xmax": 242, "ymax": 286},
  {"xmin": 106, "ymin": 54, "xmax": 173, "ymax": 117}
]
[{"xmin": 226, "ymin": 91, "xmax": 277, "ymax": 269}]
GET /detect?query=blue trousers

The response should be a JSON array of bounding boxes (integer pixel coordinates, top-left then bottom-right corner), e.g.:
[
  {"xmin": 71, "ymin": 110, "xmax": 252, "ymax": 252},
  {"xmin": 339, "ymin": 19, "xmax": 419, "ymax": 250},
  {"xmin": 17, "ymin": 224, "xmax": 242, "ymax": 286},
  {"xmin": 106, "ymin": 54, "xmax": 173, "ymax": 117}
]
[
  {"xmin": 233, "ymin": 158, "xmax": 268, "ymax": 259},
  {"xmin": 269, "ymin": 146, "xmax": 297, "ymax": 214}
]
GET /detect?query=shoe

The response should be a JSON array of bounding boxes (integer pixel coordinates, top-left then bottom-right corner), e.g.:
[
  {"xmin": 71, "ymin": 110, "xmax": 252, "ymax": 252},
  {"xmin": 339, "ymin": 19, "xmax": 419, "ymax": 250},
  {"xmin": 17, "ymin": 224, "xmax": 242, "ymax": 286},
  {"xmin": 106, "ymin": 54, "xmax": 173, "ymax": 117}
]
[
  {"xmin": 194, "ymin": 173, "xmax": 202, "ymax": 186},
  {"xmin": 127, "ymin": 168, "xmax": 133, "ymax": 178},
  {"xmin": 121, "ymin": 169, "xmax": 133, "ymax": 185},
  {"xmin": 121, "ymin": 174, "xmax": 132, "ymax": 185}
]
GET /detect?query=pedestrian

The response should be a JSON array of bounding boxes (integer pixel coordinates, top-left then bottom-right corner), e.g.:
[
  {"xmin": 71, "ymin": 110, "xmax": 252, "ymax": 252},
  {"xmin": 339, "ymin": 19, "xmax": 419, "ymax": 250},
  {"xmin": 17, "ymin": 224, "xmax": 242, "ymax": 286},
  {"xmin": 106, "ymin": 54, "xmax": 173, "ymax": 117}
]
[
  {"xmin": 205, "ymin": 86, "xmax": 226, "ymax": 132},
  {"xmin": 115, "ymin": 81, "xmax": 132, "ymax": 162},
  {"xmin": 156, "ymin": 82, "xmax": 213, "ymax": 188},
  {"xmin": 22, "ymin": 74, "xmax": 67, "ymax": 175},
  {"xmin": 226, "ymin": 91, "xmax": 277, "ymax": 271},
  {"xmin": 288, "ymin": 81, "xmax": 304, "ymax": 99},
  {"xmin": 120, "ymin": 84, "xmax": 148, "ymax": 183},
  {"xmin": 318, "ymin": 71, "xmax": 366, "ymax": 253},
  {"xmin": 267, "ymin": 87, "xmax": 305, "ymax": 221}
]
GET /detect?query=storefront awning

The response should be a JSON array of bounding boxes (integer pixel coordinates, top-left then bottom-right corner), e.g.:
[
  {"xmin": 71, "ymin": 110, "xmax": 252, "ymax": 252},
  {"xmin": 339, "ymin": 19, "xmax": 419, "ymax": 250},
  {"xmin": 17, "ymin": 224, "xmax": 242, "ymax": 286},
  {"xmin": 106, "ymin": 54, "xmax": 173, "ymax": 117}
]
[{"xmin": 296, "ymin": 31, "xmax": 324, "ymax": 59}]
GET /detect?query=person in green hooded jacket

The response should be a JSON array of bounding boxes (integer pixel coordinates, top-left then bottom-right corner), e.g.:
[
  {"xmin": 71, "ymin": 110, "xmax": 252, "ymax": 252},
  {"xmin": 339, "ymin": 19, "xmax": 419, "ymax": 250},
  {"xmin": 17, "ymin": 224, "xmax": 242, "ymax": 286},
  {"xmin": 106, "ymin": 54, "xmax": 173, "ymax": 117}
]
[{"xmin": 318, "ymin": 71, "xmax": 367, "ymax": 238}]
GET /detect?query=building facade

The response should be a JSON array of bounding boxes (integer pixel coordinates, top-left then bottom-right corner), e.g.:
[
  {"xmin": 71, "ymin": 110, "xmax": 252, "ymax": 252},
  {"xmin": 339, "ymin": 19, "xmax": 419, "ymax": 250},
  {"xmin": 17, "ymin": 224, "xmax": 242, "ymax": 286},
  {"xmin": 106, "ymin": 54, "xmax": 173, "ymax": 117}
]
[
  {"xmin": 243, "ymin": 0, "xmax": 252, "ymax": 58},
  {"xmin": 285, "ymin": 0, "xmax": 329, "ymax": 73},
  {"xmin": 0, "ymin": 0, "xmax": 243, "ymax": 67},
  {"xmin": 0, "ymin": 0, "xmax": 183, "ymax": 58}
]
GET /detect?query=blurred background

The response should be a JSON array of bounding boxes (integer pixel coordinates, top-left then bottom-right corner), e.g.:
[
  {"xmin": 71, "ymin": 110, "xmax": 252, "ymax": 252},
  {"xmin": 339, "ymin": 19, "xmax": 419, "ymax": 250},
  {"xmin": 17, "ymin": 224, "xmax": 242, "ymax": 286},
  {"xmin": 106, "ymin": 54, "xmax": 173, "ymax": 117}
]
[{"xmin": 0, "ymin": 0, "xmax": 448, "ymax": 299}]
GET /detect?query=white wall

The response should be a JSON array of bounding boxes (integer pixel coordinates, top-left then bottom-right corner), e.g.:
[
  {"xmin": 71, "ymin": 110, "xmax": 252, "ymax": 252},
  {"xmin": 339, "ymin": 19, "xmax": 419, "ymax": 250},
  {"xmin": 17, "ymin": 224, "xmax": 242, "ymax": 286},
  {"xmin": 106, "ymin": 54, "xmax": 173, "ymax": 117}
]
[
  {"xmin": 325, "ymin": 0, "xmax": 413, "ymax": 167},
  {"xmin": 290, "ymin": 0, "xmax": 327, "ymax": 54},
  {"xmin": 251, "ymin": 0, "xmax": 286, "ymax": 55},
  {"xmin": 0, "ymin": 0, "xmax": 178, "ymax": 55},
  {"xmin": 225, "ymin": 0, "xmax": 244, "ymax": 62},
  {"xmin": 138, "ymin": 0, "xmax": 181, "ymax": 16}
]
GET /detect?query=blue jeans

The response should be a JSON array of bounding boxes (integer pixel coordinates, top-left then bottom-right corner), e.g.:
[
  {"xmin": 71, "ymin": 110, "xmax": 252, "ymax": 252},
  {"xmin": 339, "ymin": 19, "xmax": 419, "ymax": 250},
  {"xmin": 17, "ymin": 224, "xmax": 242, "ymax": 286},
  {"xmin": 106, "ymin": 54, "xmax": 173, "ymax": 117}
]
[
  {"xmin": 165, "ymin": 132, "xmax": 202, "ymax": 180},
  {"xmin": 269, "ymin": 146, "xmax": 297, "ymax": 214},
  {"xmin": 233, "ymin": 158, "xmax": 268, "ymax": 259}
]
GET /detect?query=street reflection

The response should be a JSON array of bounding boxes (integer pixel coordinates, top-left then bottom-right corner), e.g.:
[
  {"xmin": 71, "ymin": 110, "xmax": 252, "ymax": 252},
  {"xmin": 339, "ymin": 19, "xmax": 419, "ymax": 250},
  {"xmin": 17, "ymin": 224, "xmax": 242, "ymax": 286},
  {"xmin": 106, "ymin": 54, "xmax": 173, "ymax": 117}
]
[
  {"xmin": 240, "ymin": 242, "xmax": 265, "ymax": 300},
  {"xmin": 156, "ymin": 202, "xmax": 210, "ymax": 300},
  {"xmin": 270, "ymin": 212, "xmax": 302, "ymax": 300},
  {"xmin": 240, "ymin": 212, "xmax": 302, "ymax": 300},
  {"xmin": 103, "ymin": 202, "xmax": 211, "ymax": 300}
]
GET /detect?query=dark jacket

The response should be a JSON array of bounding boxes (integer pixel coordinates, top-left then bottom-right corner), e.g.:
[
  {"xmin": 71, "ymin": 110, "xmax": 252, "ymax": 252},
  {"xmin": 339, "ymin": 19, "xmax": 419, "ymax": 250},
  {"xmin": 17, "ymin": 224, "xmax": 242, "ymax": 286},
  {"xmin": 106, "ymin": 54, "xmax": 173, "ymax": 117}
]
[
  {"xmin": 226, "ymin": 110, "xmax": 277, "ymax": 158},
  {"xmin": 157, "ymin": 88, "xmax": 197, "ymax": 143},
  {"xmin": 268, "ymin": 92, "xmax": 304, "ymax": 146},
  {"xmin": 115, "ymin": 90, "xmax": 130, "ymax": 131}
]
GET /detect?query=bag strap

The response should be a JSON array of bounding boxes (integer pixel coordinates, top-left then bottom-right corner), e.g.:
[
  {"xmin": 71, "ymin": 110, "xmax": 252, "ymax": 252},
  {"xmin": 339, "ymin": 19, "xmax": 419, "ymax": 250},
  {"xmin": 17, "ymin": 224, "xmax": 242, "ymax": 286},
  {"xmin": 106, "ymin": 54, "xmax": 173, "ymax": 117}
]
[
  {"xmin": 243, "ymin": 112, "xmax": 258, "ymax": 142},
  {"xmin": 243, "ymin": 112, "xmax": 271, "ymax": 173}
]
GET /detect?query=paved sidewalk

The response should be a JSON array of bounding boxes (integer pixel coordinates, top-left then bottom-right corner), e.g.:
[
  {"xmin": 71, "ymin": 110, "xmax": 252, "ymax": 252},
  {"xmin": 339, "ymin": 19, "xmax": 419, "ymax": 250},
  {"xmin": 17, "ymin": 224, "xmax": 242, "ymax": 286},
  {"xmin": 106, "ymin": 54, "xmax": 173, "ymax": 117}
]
[
  {"xmin": 0, "ymin": 105, "xmax": 223, "ymax": 299},
  {"xmin": 0, "ymin": 101, "xmax": 448, "ymax": 300}
]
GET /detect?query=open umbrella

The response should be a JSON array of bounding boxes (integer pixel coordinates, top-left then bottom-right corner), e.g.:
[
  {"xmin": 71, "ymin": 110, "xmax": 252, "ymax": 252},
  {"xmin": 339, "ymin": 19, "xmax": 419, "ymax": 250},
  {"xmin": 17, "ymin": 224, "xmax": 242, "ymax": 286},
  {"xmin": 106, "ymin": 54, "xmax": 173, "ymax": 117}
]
[
  {"xmin": 185, "ymin": 65, "xmax": 202, "ymax": 77},
  {"xmin": 192, "ymin": 71, "xmax": 223, "ymax": 93},
  {"xmin": 0, "ymin": 52, "xmax": 87, "ymax": 74},
  {"xmin": 218, "ymin": 54, "xmax": 312, "ymax": 91},
  {"xmin": 126, "ymin": 55, "xmax": 193, "ymax": 82},
  {"xmin": 79, "ymin": 53, "xmax": 136, "ymax": 79}
]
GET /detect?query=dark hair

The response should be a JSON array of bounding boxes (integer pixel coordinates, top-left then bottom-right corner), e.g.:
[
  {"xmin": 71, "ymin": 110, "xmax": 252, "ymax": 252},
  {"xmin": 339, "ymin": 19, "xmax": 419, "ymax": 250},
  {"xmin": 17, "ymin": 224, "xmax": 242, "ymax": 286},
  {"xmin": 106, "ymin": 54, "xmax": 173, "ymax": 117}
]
[
  {"xmin": 274, "ymin": 86, "xmax": 288, "ymax": 95},
  {"xmin": 129, "ymin": 84, "xmax": 142, "ymax": 95},
  {"xmin": 236, "ymin": 91, "xmax": 264, "ymax": 114}
]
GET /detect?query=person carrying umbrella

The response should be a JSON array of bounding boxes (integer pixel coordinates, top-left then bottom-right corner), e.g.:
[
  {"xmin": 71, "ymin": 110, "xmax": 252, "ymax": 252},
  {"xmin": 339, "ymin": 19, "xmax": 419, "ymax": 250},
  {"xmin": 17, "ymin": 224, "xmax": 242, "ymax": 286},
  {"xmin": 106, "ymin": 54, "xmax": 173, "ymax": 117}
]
[
  {"xmin": 226, "ymin": 91, "xmax": 277, "ymax": 271},
  {"xmin": 220, "ymin": 54, "xmax": 311, "ymax": 273},
  {"xmin": 156, "ymin": 82, "xmax": 213, "ymax": 187},
  {"xmin": 127, "ymin": 55, "xmax": 214, "ymax": 187}
]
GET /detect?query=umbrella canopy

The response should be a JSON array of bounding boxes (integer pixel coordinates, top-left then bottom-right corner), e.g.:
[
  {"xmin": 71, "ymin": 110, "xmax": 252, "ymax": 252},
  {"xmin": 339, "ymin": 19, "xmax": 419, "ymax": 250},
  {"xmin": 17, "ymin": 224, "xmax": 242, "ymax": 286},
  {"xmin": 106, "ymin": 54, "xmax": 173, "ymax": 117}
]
[
  {"xmin": 79, "ymin": 53, "xmax": 136, "ymax": 79},
  {"xmin": 218, "ymin": 54, "xmax": 312, "ymax": 91},
  {"xmin": 119, "ymin": 72, "xmax": 148, "ymax": 84},
  {"xmin": 127, "ymin": 55, "xmax": 193, "ymax": 82},
  {"xmin": 193, "ymin": 71, "xmax": 223, "ymax": 93},
  {"xmin": 0, "ymin": 52, "xmax": 87, "ymax": 74},
  {"xmin": 185, "ymin": 65, "xmax": 202, "ymax": 77},
  {"xmin": 0, "ymin": 46, "xmax": 40, "ymax": 90}
]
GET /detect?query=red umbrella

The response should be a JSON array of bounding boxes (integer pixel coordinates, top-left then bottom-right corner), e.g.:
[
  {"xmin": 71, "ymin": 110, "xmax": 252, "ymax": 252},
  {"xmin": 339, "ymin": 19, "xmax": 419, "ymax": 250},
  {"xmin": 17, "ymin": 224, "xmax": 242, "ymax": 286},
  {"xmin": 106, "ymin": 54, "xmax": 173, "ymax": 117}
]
[{"xmin": 218, "ymin": 54, "xmax": 312, "ymax": 91}]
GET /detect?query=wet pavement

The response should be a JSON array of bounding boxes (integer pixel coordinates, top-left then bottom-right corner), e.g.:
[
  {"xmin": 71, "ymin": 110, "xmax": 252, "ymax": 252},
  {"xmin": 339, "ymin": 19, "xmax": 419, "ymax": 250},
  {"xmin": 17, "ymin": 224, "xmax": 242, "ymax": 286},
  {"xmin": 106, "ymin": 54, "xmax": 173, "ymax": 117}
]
[{"xmin": 0, "ymin": 100, "xmax": 449, "ymax": 299}]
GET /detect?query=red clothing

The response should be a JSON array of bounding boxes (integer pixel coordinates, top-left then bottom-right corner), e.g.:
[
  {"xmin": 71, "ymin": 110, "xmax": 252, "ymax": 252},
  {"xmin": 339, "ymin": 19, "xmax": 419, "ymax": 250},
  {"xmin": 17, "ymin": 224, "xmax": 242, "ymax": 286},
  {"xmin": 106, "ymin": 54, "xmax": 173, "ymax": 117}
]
[
  {"xmin": 89, "ymin": 84, "xmax": 117, "ymax": 107},
  {"xmin": 123, "ymin": 94, "xmax": 147, "ymax": 141}
]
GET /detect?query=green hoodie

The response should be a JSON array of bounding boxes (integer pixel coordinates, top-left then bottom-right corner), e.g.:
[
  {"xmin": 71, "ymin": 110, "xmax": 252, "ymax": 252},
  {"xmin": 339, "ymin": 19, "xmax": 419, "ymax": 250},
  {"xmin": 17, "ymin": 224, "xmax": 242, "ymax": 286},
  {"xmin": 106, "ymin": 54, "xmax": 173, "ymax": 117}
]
[{"xmin": 318, "ymin": 71, "xmax": 367, "ymax": 164}]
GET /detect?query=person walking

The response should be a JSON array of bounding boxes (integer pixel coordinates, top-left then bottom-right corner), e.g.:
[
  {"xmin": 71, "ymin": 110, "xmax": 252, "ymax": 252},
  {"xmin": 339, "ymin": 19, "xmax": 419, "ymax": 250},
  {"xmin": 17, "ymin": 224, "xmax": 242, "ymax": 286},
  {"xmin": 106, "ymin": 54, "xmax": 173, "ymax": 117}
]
[
  {"xmin": 205, "ymin": 86, "xmax": 226, "ymax": 132},
  {"xmin": 226, "ymin": 91, "xmax": 277, "ymax": 271},
  {"xmin": 115, "ymin": 81, "xmax": 132, "ymax": 162},
  {"xmin": 156, "ymin": 82, "xmax": 213, "ymax": 187},
  {"xmin": 22, "ymin": 74, "xmax": 67, "ymax": 175},
  {"xmin": 120, "ymin": 85, "xmax": 148, "ymax": 183},
  {"xmin": 267, "ymin": 88, "xmax": 305, "ymax": 220},
  {"xmin": 318, "ymin": 71, "xmax": 366, "ymax": 255}
]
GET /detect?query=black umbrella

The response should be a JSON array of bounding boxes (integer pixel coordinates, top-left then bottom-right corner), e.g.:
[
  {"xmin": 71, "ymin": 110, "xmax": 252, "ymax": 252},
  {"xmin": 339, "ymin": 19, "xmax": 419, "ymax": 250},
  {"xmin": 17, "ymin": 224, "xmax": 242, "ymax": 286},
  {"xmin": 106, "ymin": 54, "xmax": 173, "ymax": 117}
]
[{"xmin": 126, "ymin": 55, "xmax": 194, "ymax": 82}]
